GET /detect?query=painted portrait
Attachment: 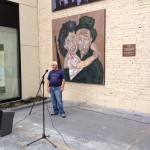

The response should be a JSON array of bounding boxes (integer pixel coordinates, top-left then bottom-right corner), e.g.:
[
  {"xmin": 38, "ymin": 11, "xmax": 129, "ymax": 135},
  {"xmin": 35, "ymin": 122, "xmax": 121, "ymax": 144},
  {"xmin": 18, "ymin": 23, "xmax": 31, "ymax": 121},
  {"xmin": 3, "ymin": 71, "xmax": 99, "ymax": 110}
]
[
  {"xmin": 52, "ymin": 0, "xmax": 102, "ymax": 12},
  {"xmin": 52, "ymin": 9, "xmax": 105, "ymax": 85}
]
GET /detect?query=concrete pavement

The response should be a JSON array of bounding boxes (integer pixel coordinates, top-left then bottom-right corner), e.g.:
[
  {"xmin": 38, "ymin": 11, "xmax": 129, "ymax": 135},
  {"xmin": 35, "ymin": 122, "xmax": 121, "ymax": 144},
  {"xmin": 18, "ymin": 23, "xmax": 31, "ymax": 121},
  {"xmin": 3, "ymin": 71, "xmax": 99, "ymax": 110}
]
[{"xmin": 0, "ymin": 99, "xmax": 150, "ymax": 150}]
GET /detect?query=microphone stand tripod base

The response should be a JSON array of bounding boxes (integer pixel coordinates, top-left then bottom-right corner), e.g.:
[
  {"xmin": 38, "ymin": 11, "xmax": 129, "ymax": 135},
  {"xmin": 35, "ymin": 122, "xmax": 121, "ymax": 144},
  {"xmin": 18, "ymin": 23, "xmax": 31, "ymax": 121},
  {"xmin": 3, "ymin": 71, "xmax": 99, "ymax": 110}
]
[{"xmin": 26, "ymin": 133, "xmax": 57, "ymax": 148}]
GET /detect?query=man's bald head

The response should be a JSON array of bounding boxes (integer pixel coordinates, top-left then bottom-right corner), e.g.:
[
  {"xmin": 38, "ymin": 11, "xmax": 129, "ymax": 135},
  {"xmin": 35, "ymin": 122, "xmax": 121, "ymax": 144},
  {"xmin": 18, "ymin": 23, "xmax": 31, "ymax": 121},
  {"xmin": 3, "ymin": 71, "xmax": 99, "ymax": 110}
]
[
  {"xmin": 51, "ymin": 61, "xmax": 58, "ymax": 66},
  {"xmin": 51, "ymin": 61, "xmax": 58, "ymax": 70}
]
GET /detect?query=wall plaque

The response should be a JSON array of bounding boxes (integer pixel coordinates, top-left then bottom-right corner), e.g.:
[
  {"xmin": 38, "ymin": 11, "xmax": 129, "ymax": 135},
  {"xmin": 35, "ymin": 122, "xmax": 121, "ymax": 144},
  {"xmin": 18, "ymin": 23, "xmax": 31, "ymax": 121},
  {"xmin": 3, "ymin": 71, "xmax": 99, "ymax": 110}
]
[{"xmin": 123, "ymin": 44, "xmax": 136, "ymax": 57}]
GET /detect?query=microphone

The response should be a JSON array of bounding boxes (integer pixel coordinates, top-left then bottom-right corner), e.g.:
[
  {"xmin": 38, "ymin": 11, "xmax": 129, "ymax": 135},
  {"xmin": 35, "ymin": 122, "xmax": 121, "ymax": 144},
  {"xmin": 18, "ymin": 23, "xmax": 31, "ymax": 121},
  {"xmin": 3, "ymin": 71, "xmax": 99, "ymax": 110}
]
[{"xmin": 42, "ymin": 69, "xmax": 48, "ymax": 78}]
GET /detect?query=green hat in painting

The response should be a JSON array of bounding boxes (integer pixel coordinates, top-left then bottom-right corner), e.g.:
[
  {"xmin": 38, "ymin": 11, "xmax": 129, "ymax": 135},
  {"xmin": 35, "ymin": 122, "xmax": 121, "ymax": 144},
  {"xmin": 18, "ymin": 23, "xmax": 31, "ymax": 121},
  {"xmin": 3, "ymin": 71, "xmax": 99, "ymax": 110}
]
[{"xmin": 76, "ymin": 16, "xmax": 97, "ymax": 42}]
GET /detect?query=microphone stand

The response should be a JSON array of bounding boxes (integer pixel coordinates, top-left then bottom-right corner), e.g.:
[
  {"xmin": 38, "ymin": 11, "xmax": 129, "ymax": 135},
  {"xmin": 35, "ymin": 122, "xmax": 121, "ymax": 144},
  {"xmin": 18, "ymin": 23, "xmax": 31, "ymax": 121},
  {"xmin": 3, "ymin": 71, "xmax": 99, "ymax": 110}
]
[
  {"xmin": 29, "ymin": 70, "xmax": 48, "ymax": 115},
  {"xmin": 26, "ymin": 70, "xmax": 57, "ymax": 148}
]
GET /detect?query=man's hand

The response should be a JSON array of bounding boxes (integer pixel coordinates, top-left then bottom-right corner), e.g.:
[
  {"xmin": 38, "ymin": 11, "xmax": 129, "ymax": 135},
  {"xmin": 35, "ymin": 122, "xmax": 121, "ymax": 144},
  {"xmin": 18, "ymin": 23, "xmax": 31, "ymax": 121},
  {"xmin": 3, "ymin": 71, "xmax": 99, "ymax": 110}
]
[
  {"xmin": 60, "ymin": 79, "xmax": 65, "ymax": 92},
  {"xmin": 60, "ymin": 86, "xmax": 64, "ymax": 92},
  {"xmin": 47, "ymin": 87, "xmax": 50, "ymax": 93},
  {"xmin": 47, "ymin": 80, "xmax": 50, "ymax": 93}
]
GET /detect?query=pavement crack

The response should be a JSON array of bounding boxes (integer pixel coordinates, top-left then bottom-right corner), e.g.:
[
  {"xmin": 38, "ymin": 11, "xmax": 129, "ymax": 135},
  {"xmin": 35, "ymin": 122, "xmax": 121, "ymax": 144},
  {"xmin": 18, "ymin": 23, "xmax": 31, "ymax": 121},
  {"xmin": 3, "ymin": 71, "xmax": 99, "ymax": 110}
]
[{"xmin": 127, "ymin": 126, "xmax": 150, "ymax": 150}]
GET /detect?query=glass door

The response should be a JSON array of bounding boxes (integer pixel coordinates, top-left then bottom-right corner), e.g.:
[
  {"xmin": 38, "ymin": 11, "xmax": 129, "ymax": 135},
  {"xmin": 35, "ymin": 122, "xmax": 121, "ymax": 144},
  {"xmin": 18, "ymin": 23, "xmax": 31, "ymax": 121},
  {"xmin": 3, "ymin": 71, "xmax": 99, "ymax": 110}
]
[{"xmin": 0, "ymin": 26, "xmax": 20, "ymax": 102}]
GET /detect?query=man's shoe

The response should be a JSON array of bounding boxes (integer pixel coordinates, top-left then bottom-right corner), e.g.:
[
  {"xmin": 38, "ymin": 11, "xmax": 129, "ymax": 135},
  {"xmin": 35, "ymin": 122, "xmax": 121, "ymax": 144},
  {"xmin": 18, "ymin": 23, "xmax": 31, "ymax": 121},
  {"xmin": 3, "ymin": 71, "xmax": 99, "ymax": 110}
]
[
  {"xmin": 61, "ymin": 113, "xmax": 66, "ymax": 118},
  {"xmin": 51, "ymin": 112, "xmax": 58, "ymax": 116}
]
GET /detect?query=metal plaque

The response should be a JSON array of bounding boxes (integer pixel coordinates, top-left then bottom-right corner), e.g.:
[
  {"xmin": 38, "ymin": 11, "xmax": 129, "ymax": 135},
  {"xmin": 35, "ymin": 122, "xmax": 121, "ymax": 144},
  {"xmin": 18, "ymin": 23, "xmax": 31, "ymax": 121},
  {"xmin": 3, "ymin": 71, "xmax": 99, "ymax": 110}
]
[{"xmin": 123, "ymin": 44, "xmax": 136, "ymax": 57}]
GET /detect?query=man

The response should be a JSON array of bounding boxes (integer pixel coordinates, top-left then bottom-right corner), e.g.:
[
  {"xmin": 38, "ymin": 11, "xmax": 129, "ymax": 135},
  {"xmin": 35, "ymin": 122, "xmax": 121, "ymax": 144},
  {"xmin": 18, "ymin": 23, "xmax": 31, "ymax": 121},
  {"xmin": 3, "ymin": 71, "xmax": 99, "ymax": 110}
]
[
  {"xmin": 71, "ymin": 16, "xmax": 104, "ymax": 84},
  {"xmin": 47, "ymin": 61, "xmax": 66, "ymax": 118}
]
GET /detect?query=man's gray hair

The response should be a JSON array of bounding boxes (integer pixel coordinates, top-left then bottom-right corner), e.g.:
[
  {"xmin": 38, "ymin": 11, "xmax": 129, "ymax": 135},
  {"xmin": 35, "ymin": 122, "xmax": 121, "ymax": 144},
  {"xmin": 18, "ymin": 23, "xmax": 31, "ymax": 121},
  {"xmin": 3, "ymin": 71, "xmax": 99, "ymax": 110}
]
[{"xmin": 51, "ymin": 61, "xmax": 58, "ymax": 65}]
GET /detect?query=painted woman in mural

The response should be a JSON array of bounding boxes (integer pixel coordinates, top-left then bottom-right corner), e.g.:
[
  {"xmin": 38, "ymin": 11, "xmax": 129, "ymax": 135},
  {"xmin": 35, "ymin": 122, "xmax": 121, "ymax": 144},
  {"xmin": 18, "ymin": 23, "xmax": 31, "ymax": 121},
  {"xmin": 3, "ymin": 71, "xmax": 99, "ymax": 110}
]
[
  {"xmin": 58, "ymin": 20, "xmax": 99, "ymax": 82},
  {"xmin": 58, "ymin": 21, "xmax": 81, "ymax": 80}
]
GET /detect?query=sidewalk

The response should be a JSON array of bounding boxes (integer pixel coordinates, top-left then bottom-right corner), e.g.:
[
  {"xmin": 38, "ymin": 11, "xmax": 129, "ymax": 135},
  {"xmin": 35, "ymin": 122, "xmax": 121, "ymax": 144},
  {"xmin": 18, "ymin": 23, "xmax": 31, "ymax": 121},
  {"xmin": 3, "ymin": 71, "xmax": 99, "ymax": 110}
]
[{"xmin": 0, "ymin": 99, "xmax": 150, "ymax": 150}]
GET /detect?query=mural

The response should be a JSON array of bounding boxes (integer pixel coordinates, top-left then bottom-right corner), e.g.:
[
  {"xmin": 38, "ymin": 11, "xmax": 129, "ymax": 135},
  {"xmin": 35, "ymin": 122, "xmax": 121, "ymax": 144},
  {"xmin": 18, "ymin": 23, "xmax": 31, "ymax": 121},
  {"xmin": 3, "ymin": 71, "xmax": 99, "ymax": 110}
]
[
  {"xmin": 52, "ymin": 9, "xmax": 105, "ymax": 84},
  {"xmin": 52, "ymin": 0, "xmax": 102, "ymax": 12}
]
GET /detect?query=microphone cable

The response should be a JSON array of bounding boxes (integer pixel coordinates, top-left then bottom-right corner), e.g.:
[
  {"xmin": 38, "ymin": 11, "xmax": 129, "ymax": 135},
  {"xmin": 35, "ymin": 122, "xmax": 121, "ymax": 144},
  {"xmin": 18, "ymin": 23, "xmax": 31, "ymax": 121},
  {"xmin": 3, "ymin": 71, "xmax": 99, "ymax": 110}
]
[
  {"xmin": 12, "ymin": 101, "xmax": 71, "ymax": 150},
  {"xmin": 45, "ymin": 102, "xmax": 72, "ymax": 150},
  {"xmin": 13, "ymin": 108, "xmax": 43, "ymax": 128},
  {"xmin": 13, "ymin": 89, "xmax": 44, "ymax": 128}
]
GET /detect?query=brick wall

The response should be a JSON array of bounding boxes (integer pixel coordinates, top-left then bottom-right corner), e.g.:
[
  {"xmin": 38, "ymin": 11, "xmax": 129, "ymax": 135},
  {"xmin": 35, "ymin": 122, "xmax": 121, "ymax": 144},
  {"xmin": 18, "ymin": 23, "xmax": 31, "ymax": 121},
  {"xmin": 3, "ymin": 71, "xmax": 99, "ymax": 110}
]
[{"xmin": 38, "ymin": 0, "xmax": 150, "ymax": 113}]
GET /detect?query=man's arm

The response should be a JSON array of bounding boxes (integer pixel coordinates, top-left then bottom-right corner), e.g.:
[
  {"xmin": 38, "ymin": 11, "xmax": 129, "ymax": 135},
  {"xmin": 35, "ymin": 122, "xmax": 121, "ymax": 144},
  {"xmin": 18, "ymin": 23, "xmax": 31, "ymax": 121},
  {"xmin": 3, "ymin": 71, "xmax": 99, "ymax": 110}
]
[
  {"xmin": 47, "ymin": 79, "xmax": 50, "ymax": 93},
  {"xmin": 60, "ymin": 79, "xmax": 65, "ymax": 92}
]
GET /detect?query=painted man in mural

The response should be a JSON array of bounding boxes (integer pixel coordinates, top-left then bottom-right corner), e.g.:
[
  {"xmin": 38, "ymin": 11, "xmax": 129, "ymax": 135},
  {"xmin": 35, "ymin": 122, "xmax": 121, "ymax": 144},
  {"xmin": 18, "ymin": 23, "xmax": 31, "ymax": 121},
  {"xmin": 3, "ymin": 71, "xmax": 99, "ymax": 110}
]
[
  {"xmin": 58, "ymin": 20, "xmax": 99, "ymax": 82},
  {"xmin": 72, "ymin": 16, "xmax": 104, "ymax": 84}
]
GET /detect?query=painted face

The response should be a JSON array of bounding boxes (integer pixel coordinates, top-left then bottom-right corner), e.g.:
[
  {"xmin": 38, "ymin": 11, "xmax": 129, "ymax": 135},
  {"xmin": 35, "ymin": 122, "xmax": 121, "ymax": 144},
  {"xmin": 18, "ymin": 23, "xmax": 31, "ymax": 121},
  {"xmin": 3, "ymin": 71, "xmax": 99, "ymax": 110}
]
[
  {"xmin": 76, "ymin": 28, "xmax": 92, "ymax": 56},
  {"xmin": 64, "ymin": 32, "xmax": 77, "ymax": 54}
]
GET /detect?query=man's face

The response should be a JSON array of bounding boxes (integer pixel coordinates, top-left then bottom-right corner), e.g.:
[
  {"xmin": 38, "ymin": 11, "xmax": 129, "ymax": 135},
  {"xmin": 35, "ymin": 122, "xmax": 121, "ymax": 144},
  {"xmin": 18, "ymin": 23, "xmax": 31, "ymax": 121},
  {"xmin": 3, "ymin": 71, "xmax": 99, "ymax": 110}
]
[
  {"xmin": 76, "ymin": 28, "xmax": 92, "ymax": 55},
  {"xmin": 51, "ymin": 64, "xmax": 58, "ymax": 70},
  {"xmin": 64, "ymin": 32, "xmax": 77, "ymax": 55}
]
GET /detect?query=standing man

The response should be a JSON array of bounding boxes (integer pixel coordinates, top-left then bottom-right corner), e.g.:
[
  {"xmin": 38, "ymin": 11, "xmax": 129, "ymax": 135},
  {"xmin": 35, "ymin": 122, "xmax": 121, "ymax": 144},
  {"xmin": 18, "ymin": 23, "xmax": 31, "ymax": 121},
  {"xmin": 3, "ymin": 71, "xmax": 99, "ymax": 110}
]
[{"xmin": 47, "ymin": 61, "xmax": 66, "ymax": 118}]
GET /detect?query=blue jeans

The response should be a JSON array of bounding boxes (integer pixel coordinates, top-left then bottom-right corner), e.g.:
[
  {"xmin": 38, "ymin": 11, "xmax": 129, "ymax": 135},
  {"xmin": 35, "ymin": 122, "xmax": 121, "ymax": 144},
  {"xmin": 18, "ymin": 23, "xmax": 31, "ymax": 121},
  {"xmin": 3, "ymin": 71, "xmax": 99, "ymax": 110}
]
[{"xmin": 50, "ymin": 86, "xmax": 65, "ymax": 114}]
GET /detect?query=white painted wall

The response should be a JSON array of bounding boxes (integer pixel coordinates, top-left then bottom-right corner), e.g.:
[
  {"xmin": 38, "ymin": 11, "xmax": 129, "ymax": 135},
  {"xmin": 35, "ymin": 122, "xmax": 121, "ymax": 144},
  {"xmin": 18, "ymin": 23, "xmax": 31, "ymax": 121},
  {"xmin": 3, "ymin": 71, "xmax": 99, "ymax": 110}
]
[{"xmin": 8, "ymin": 0, "xmax": 39, "ymax": 99}]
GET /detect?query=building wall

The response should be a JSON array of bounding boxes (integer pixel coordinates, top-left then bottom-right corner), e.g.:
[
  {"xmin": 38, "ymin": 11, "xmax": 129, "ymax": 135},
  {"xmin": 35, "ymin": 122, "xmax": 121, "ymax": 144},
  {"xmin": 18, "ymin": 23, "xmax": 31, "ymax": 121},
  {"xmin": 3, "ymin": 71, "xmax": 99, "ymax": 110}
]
[
  {"xmin": 8, "ymin": 0, "xmax": 39, "ymax": 99},
  {"xmin": 39, "ymin": 0, "xmax": 150, "ymax": 114}
]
